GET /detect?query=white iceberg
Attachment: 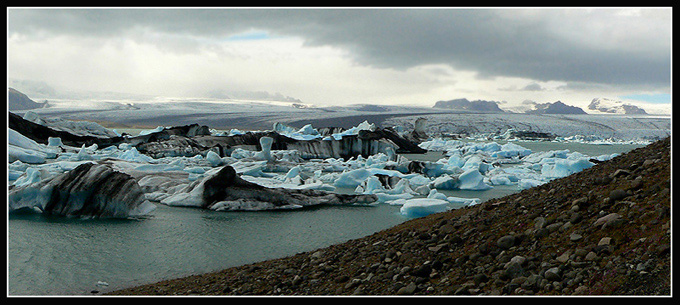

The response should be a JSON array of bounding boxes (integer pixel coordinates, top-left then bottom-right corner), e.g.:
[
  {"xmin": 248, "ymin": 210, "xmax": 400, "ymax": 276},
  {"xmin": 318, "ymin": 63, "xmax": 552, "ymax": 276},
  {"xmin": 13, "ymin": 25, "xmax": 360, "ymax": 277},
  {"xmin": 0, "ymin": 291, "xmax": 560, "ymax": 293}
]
[
  {"xmin": 399, "ymin": 198, "xmax": 450, "ymax": 218},
  {"xmin": 458, "ymin": 169, "xmax": 493, "ymax": 190}
]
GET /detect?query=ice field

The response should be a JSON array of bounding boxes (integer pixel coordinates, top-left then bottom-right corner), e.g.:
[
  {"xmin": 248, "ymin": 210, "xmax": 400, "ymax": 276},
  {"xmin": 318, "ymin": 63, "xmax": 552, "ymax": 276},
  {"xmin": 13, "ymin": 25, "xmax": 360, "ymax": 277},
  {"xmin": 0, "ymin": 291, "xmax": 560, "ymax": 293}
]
[{"xmin": 10, "ymin": 103, "xmax": 665, "ymax": 218}]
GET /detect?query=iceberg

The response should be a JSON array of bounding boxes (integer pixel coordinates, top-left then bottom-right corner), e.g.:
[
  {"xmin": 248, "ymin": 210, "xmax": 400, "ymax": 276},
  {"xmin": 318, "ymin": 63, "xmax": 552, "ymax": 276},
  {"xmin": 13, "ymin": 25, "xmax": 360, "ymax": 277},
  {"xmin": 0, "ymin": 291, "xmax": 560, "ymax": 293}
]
[
  {"xmin": 458, "ymin": 169, "xmax": 493, "ymax": 190},
  {"xmin": 8, "ymin": 163, "xmax": 156, "ymax": 218},
  {"xmin": 518, "ymin": 178, "xmax": 546, "ymax": 190},
  {"xmin": 161, "ymin": 165, "xmax": 377, "ymax": 211},
  {"xmin": 118, "ymin": 147, "xmax": 155, "ymax": 163},
  {"xmin": 8, "ymin": 128, "xmax": 58, "ymax": 164},
  {"xmin": 399, "ymin": 198, "xmax": 450, "ymax": 218},
  {"xmin": 541, "ymin": 158, "xmax": 594, "ymax": 179},
  {"xmin": 431, "ymin": 175, "xmax": 459, "ymax": 190},
  {"xmin": 491, "ymin": 142, "xmax": 532, "ymax": 158}
]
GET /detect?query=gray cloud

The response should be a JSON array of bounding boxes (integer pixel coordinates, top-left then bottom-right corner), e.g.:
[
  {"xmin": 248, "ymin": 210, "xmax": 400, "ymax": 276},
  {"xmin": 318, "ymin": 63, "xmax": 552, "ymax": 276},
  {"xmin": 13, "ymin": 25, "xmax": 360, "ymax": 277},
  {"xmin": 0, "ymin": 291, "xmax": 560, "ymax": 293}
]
[
  {"xmin": 521, "ymin": 83, "xmax": 544, "ymax": 91},
  {"xmin": 8, "ymin": 8, "xmax": 671, "ymax": 89}
]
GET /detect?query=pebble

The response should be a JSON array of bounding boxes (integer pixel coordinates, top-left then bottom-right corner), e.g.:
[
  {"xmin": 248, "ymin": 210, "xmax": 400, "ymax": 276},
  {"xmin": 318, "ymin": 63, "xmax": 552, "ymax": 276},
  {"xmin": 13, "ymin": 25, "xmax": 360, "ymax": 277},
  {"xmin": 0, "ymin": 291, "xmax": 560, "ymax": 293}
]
[
  {"xmin": 544, "ymin": 267, "xmax": 561, "ymax": 281},
  {"xmin": 569, "ymin": 233, "xmax": 583, "ymax": 242},
  {"xmin": 598, "ymin": 237, "xmax": 612, "ymax": 246},
  {"xmin": 593, "ymin": 213, "xmax": 622, "ymax": 229},
  {"xmin": 585, "ymin": 252, "xmax": 598, "ymax": 261},
  {"xmin": 397, "ymin": 282, "xmax": 417, "ymax": 295},
  {"xmin": 497, "ymin": 235, "xmax": 516, "ymax": 250},
  {"xmin": 609, "ymin": 189, "xmax": 628, "ymax": 202}
]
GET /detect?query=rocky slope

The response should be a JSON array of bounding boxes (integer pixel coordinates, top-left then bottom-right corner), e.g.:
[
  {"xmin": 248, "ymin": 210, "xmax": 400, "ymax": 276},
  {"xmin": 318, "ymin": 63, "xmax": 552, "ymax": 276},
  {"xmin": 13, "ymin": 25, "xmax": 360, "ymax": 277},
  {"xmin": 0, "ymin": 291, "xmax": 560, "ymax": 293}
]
[{"xmin": 107, "ymin": 137, "xmax": 671, "ymax": 296}]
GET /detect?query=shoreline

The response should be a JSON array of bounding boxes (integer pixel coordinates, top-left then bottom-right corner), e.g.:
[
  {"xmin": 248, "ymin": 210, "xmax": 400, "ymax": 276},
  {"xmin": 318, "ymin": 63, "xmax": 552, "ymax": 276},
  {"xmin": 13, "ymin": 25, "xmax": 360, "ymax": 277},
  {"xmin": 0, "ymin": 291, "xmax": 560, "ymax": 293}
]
[{"xmin": 106, "ymin": 137, "xmax": 671, "ymax": 296}]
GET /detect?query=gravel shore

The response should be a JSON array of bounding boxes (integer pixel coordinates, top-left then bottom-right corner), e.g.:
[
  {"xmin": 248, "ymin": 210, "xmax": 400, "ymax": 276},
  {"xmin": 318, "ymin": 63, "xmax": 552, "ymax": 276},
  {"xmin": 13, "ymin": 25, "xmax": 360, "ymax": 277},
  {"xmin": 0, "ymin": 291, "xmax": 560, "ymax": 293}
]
[{"xmin": 107, "ymin": 137, "xmax": 671, "ymax": 296}]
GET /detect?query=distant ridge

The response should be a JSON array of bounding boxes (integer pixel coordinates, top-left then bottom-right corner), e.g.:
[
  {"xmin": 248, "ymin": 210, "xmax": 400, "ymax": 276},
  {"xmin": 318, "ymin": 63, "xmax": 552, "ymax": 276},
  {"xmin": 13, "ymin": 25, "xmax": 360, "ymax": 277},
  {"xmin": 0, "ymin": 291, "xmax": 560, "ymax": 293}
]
[
  {"xmin": 8, "ymin": 88, "xmax": 46, "ymax": 111},
  {"xmin": 433, "ymin": 98, "xmax": 505, "ymax": 113},
  {"xmin": 588, "ymin": 98, "xmax": 647, "ymax": 115},
  {"xmin": 525, "ymin": 100, "xmax": 587, "ymax": 115}
]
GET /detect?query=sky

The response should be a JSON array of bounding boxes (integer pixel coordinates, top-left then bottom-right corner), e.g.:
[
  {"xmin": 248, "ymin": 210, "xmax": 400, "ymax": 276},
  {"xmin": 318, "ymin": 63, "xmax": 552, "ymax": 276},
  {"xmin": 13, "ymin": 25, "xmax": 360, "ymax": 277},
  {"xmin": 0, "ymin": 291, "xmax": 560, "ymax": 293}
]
[{"xmin": 6, "ymin": 7, "xmax": 672, "ymax": 113}]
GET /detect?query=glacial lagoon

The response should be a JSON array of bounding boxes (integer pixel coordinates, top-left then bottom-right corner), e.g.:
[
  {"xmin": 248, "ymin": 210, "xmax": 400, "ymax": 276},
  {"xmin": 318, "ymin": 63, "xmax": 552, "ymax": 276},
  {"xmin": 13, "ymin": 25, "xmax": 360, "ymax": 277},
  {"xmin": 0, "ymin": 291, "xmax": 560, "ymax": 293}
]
[{"xmin": 8, "ymin": 141, "xmax": 643, "ymax": 295}]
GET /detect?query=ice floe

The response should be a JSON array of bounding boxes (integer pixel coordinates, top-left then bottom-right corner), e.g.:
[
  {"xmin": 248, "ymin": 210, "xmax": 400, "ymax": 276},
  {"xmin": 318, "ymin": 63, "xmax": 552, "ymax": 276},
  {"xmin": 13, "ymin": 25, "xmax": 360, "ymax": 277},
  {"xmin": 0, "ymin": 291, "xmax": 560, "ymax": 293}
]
[{"xmin": 8, "ymin": 115, "xmax": 629, "ymax": 219}]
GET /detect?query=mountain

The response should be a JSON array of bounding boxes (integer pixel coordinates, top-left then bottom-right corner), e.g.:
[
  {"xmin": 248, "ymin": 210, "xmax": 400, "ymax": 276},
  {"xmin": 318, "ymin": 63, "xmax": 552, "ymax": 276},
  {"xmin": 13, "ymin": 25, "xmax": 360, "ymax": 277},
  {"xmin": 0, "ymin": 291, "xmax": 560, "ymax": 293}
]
[
  {"xmin": 588, "ymin": 98, "xmax": 648, "ymax": 115},
  {"xmin": 433, "ymin": 98, "xmax": 505, "ymax": 113},
  {"xmin": 525, "ymin": 100, "xmax": 587, "ymax": 115},
  {"xmin": 8, "ymin": 88, "xmax": 46, "ymax": 111}
]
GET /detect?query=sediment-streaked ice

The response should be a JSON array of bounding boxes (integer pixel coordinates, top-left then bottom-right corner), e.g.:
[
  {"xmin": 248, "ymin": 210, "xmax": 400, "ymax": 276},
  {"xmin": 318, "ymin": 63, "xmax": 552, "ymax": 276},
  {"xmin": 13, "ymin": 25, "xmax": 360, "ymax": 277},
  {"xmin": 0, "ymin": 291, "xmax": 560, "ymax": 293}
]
[{"xmin": 8, "ymin": 116, "xmax": 631, "ymax": 217}]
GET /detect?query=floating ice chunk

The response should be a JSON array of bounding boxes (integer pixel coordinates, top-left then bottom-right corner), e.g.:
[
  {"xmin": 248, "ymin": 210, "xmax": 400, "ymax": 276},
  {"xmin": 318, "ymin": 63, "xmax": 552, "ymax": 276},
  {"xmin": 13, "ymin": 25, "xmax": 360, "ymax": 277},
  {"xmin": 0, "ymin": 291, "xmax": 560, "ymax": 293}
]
[
  {"xmin": 468, "ymin": 142, "xmax": 502, "ymax": 153},
  {"xmin": 230, "ymin": 160, "xmax": 274, "ymax": 178},
  {"xmin": 23, "ymin": 111, "xmax": 119, "ymax": 138},
  {"xmin": 329, "ymin": 120, "xmax": 376, "ymax": 140},
  {"xmin": 360, "ymin": 176, "xmax": 386, "ymax": 194},
  {"xmin": 421, "ymin": 162, "xmax": 459, "ymax": 177},
  {"xmin": 243, "ymin": 176, "xmax": 336, "ymax": 192},
  {"xmin": 297, "ymin": 124, "xmax": 319, "ymax": 136},
  {"xmin": 9, "ymin": 163, "xmax": 156, "ymax": 217},
  {"xmin": 8, "ymin": 169, "xmax": 24, "ymax": 181},
  {"xmin": 118, "ymin": 143, "xmax": 133, "ymax": 151},
  {"xmin": 447, "ymin": 196, "xmax": 480, "ymax": 206},
  {"xmin": 427, "ymin": 189, "xmax": 449, "ymax": 201},
  {"xmin": 230, "ymin": 148, "xmax": 254, "ymax": 159},
  {"xmin": 375, "ymin": 192, "xmax": 414, "ymax": 203},
  {"xmin": 523, "ymin": 149, "xmax": 571, "ymax": 163},
  {"xmin": 13, "ymin": 167, "xmax": 42, "ymax": 187},
  {"xmin": 22, "ymin": 111, "xmax": 46, "ymax": 125},
  {"xmin": 133, "ymin": 163, "xmax": 185, "ymax": 172},
  {"xmin": 431, "ymin": 175, "xmax": 459, "ymax": 190},
  {"xmin": 491, "ymin": 142, "xmax": 532, "ymax": 158},
  {"xmin": 541, "ymin": 158, "xmax": 594, "ymax": 179},
  {"xmin": 414, "ymin": 184, "xmax": 431, "ymax": 196},
  {"xmin": 333, "ymin": 168, "xmax": 406, "ymax": 188},
  {"xmin": 463, "ymin": 155, "xmax": 491, "ymax": 174},
  {"xmin": 206, "ymin": 151, "xmax": 223, "ymax": 167},
  {"xmin": 285, "ymin": 165, "xmax": 303, "ymax": 179},
  {"xmin": 592, "ymin": 153, "xmax": 619, "ymax": 162},
  {"xmin": 488, "ymin": 175, "xmax": 513, "ymax": 185},
  {"xmin": 118, "ymin": 147, "xmax": 154, "ymax": 163},
  {"xmin": 71, "ymin": 144, "xmax": 94, "ymax": 161},
  {"xmin": 418, "ymin": 138, "xmax": 464, "ymax": 151},
  {"xmin": 228, "ymin": 128, "xmax": 246, "ymax": 136},
  {"xmin": 273, "ymin": 122, "xmax": 298, "ymax": 134},
  {"xmin": 518, "ymin": 178, "xmax": 545, "ymax": 190},
  {"xmin": 8, "ymin": 145, "xmax": 47, "ymax": 164},
  {"xmin": 8, "ymin": 129, "xmax": 58, "ymax": 161},
  {"xmin": 138, "ymin": 126, "xmax": 166, "ymax": 136},
  {"xmin": 254, "ymin": 136, "xmax": 274, "ymax": 161},
  {"xmin": 184, "ymin": 166, "xmax": 205, "ymax": 175},
  {"xmin": 399, "ymin": 198, "xmax": 450, "ymax": 218},
  {"xmin": 385, "ymin": 179, "xmax": 416, "ymax": 195},
  {"xmin": 447, "ymin": 153, "xmax": 466, "ymax": 168},
  {"xmin": 458, "ymin": 169, "xmax": 493, "ymax": 190},
  {"xmin": 48, "ymin": 137, "xmax": 63, "ymax": 147}
]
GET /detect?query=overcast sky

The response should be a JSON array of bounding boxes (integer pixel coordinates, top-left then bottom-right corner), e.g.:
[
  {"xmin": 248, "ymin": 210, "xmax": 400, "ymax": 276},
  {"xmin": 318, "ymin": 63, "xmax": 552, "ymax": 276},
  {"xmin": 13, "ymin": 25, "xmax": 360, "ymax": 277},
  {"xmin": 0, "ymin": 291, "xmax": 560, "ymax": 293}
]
[{"xmin": 7, "ymin": 7, "xmax": 672, "ymax": 112}]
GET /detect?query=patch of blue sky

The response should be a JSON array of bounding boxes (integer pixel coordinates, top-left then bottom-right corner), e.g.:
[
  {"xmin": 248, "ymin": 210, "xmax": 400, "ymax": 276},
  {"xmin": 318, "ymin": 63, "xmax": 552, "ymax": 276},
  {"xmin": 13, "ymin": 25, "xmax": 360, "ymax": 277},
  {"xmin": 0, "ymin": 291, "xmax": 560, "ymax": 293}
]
[
  {"xmin": 619, "ymin": 93, "xmax": 671, "ymax": 104},
  {"xmin": 226, "ymin": 30, "xmax": 271, "ymax": 41}
]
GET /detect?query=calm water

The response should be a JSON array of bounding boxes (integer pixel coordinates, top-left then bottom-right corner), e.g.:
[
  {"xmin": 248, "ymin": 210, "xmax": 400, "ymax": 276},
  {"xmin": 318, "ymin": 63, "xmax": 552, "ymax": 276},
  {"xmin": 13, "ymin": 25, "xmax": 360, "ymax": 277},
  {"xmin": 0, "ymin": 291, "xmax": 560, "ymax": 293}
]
[{"xmin": 7, "ymin": 141, "xmax": 644, "ymax": 295}]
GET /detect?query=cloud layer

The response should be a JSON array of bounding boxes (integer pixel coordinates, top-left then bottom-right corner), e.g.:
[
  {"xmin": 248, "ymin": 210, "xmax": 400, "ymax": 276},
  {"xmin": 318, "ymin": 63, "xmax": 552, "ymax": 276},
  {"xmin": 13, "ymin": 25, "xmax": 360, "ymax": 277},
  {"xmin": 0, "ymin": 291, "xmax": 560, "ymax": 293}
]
[{"xmin": 8, "ymin": 8, "xmax": 672, "ymax": 109}]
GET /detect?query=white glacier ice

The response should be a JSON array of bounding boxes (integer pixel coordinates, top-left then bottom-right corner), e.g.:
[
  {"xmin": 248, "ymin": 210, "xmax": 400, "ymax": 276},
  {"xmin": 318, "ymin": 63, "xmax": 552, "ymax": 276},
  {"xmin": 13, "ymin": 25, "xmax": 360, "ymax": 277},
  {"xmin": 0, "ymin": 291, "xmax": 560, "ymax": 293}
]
[{"xmin": 8, "ymin": 112, "xmax": 642, "ymax": 219}]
